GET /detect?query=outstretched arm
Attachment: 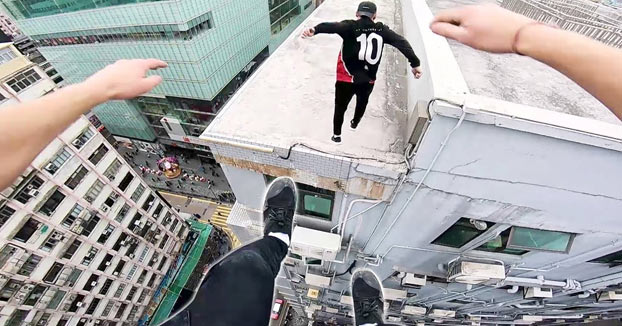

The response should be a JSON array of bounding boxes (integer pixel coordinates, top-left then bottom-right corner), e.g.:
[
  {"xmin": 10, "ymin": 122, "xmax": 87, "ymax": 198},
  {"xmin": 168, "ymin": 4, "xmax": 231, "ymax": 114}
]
[
  {"xmin": 430, "ymin": 4, "xmax": 622, "ymax": 120},
  {"xmin": 0, "ymin": 59, "xmax": 167, "ymax": 190},
  {"xmin": 383, "ymin": 26, "xmax": 423, "ymax": 79},
  {"xmin": 302, "ymin": 21, "xmax": 350, "ymax": 38}
]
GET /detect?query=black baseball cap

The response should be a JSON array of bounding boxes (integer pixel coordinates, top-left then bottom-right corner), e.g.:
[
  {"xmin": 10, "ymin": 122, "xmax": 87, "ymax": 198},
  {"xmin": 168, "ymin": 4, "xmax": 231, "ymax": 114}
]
[{"xmin": 357, "ymin": 1, "xmax": 377, "ymax": 18}]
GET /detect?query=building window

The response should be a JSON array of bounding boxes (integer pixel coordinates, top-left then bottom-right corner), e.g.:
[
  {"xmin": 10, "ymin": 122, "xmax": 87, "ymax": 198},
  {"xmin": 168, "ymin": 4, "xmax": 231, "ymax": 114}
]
[
  {"xmin": 44, "ymin": 146, "xmax": 72, "ymax": 174},
  {"xmin": 81, "ymin": 246, "xmax": 98, "ymax": 266},
  {"xmin": 13, "ymin": 217, "xmax": 40, "ymax": 242},
  {"xmin": 104, "ymin": 159, "xmax": 122, "ymax": 180},
  {"xmin": 113, "ymin": 233, "xmax": 128, "ymax": 251},
  {"xmin": 68, "ymin": 294, "xmax": 85, "ymax": 312},
  {"xmin": 476, "ymin": 228, "xmax": 529, "ymax": 255},
  {"xmin": 7, "ymin": 68, "xmax": 41, "ymax": 93},
  {"xmin": 88, "ymin": 144, "xmax": 109, "ymax": 165},
  {"xmin": 62, "ymin": 239, "xmax": 82, "ymax": 259},
  {"xmin": 266, "ymin": 177, "xmax": 334, "ymax": 220},
  {"xmin": 14, "ymin": 175, "xmax": 44, "ymax": 203},
  {"xmin": 116, "ymin": 203, "xmax": 130, "ymax": 223},
  {"xmin": 72, "ymin": 128, "xmax": 95, "ymax": 149},
  {"xmin": 102, "ymin": 301, "xmax": 114, "ymax": 317},
  {"xmin": 86, "ymin": 298, "xmax": 100, "ymax": 315},
  {"xmin": 506, "ymin": 227, "xmax": 574, "ymax": 253},
  {"xmin": 0, "ymin": 48, "xmax": 16, "ymax": 64},
  {"xmin": 432, "ymin": 218, "xmax": 493, "ymax": 248},
  {"xmin": 56, "ymin": 317, "xmax": 69, "ymax": 326},
  {"xmin": 153, "ymin": 203, "xmax": 163, "ymax": 218},
  {"xmin": 162, "ymin": 211, "xmax": 172, "ymax": 226},
  {"xmin": 36, "ymin": 312, "xmax": 51, "ymax": 326},
  {"xmin": 130, "ymin": 183, "xmax": 145, "ymax": 201},
  {"xmin": 23, "ymin": 284, "xmax": 47, "ymax": 306},
  {"xmin": 80, "ymin": 214, "xmax": 100, "ymax": 237},
  {"xmin": 0, "ymin": 204, "xmax": 16, "ymax": 229},
  {"xmin": 40, "ymin": 230, "xmax": 64, "ymax": 252},
  {"xmin": 114, "ymin": 283, "xmax": 126, "ymax": 298},
  {"xmin": 98, "ymin": 278, "xmax": 113, "ymax": 295},
  {"xmin": 0, "ymin": 279, "xmax": 23, "ymax": 301},
  {"xmin": 103, "ymin": 192, "xmax": 119, "ymax": 209},
  {"xmin": 119, "ymin": 172, "xmax": 134, "ymax": 192},
  {"xmin": 6, "ymin": 309, "xmax": 29, "ymax": 326},
  {"xmin": 126, "ymin": 286, "xmax": 137, "ymax": 301},
  {"xmin": 147, "ymin": 274, "xmax": 157, "ymax": 287},
  {"xmin": 98, "ymin": 253, "xmax": 113, "ymax": 272},
  {"xmin": 138, "ymin": 288, "xmax": 149, "ymax": 303},
  {"xmin": 97, "ymin": 224, "xmax": 115, "ymax": 244},
  {"xmin": 590, "ymin": 250, "xmax": 622, "ymax": 267},
  {"xmin": 17, "ymin": 253, "xmax": 42, "ymax": 276},
  {"xmin": 84, "ymin": 179, "xmax": 104, "ymax": 203},
  {"xmin": 0, "ymin": 244, "xmax": 17, "ymax": 269},
  {"xmin": 170, "ymin": 217, "xmax": 178, "ymax": 231},
  {"xmin": 142, "ymin": 193, "xmax": 155, "ymax": 210},
  {"xmin": 64, "ymin": 165, "xmax": 89, "ymax": 189},
  {"xmin": 113, "ymin": 259, "xmax": 126, "ymax": 276},
  {"xmin": 47, "ymin": 290, "xmax": 66, "ymax": 310},
  {"xmin": 64, "ymin": 268, "xmax": 82, "ymax": 287},
  {"xmin": 61, "ymin": 204, "xmax": 83, "ymax": 228},
  {"xmin": 157, "ymin": 257, "xmax": 168, "ymax": 271},
  {"xmin": 159, "ymin": 234, "xmax": 169, "ymax": 249},
  {"xmin": 137, "ymin": 270, "xmax": 148, "ymax": 283},
  {"xmin": 43, "ymin": 262, "xmax": 64, "ymax": 283},
  {"xmin": 83, "ymin": 274, "xmax": 99, "ymax": 291},
  {"xmin": 115, "ymin": 303, "xmax": 128, "ymax": 319},
  {"xmin": 126, "ymin": 264, "xmax": 137, "ymax": 280},
  {"xmin": 39, "ymin": 189, "xmax": 65, "ymax": 216}
]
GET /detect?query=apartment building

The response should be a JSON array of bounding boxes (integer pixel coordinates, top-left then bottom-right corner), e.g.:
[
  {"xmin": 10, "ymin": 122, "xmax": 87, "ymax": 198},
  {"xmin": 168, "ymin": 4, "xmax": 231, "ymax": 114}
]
[
  {"xmin": 192, "ymin": 0, "xmax": 622, "ymax": 325},
  {"xmin": 0, "ymin": 44, "xmax": 191, "ymax": 326},
  {"xmin": 0, "ymin": 12, "xmax": 19, "ymax": 38}
]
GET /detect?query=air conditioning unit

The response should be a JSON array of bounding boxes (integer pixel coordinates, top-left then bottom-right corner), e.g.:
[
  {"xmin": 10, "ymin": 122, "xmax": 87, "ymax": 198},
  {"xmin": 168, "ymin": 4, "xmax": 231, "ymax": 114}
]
[
  {"xmin": 401, "ymin": 305, "xmax": 427, "ymax": 316},
  {"xmin": 27, "ymin": 189, "xmax": 39, "ymax": 197},
  {"xmin": 384, "ymin": 288, "xmax": 407, "ymax": 301},
  {"xmin": 387, "ymin": 316, "xmax": 401, "ymax": 323},
  {"xmin": 598, "ymin": 291, "xmax": 622, "ymax": 302},
  {"xmin": 105, "ymin": 261, "xmax": 111, "ymax": 266},
  {"xmin": 101, "ymin": 206, "xmax": 109, "ymax": 213},
  {"xmin": 154, "ymin": 235, "xmax": 161, "ymax": 240},
  {"xmin": 305, "ymin": 273, "xmax": 331, "ymax": 288},
  {"xmin": 401, "ymin": 273, "xmax": 427, "ymax": 288},
  {"xmin": 325, "ymin": 307, "xmax": 338, "ymax": 314},
  {"xmin": 290, "ymin": 227, "xmax": 341, "ymax": 261},
  {"xmin": 76, "ymin": 301, "xmax": 84, "ymax": 307},
  {"xmin": 129, "ymin": 254, "xmax": 135, "ymax": 259},
  {"xmin": 78, "ymin": 210, "xmax": 88, "ymax": 218},
  {"xmin": 447, "ymin": 259, "xmax": 505, "ymax": 285},
  {"xmin": 340, "ymin": 295, "xmax": 353, "ymax": 305},
  {"xmin": 72, "ymin": 139, "xmax": 83, "ymax": 147},
  {"xmin": 430, "ymin": 309, "xmax": 456, "ymax": 318},
  {"xmin": 524, "ymin": 287, "xmax": 553, "ymax": 299},
  {"xmin": 45, "ymin": 163, "xmax": 56, "ymax": 172},
  {"xmin": 90, "ymin": 281, "xmax": 98, "ymax": 287},
  {"xmin": 113, "ymin": 272, "xmax": 119, "ymax": 276},
  {"xmin": 51, "ymin": 233, "xmax": 64, "ymax": 240},
  {"xmin": 120, "ymin": 241, "xmax": 127, "ymax": 246}
]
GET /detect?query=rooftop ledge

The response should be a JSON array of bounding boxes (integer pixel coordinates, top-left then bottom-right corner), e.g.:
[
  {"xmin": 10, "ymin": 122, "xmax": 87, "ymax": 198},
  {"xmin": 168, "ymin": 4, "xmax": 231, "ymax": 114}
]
[{"xmin": 201, "ymin": 0, "xmax": 622, "ymax": 173}]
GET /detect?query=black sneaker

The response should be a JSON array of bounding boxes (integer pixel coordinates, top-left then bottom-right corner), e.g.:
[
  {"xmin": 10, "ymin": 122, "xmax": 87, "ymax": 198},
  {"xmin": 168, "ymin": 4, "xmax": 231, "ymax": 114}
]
[
  {"xmin": 263, "ymin": 177, "xmax": 297, "ymax": 238},
  {"xmin": 332, "ymin": 135, "xmax": 342, "ymax": 143},
  {"xmin": 350, "ymin": 120, "xmax": 359, "ymax": 130},
  {"xmin": 351, "ymin": 270, "xmax": 385, "ymax": 326}
]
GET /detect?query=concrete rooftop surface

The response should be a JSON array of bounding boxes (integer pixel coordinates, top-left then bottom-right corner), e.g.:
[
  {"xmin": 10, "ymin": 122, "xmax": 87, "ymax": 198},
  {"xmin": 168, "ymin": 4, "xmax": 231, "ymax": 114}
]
[
  {"xmin": 205, "ymin": 0, "xmax": 410, "ymax": 164},
  {"xmin": 428, "ymin": 0, "xmax": 622, "ymax": 126}
]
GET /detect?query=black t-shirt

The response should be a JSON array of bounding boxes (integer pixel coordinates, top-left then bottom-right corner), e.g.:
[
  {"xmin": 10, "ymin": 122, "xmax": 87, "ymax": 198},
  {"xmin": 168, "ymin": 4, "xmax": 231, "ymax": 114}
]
[{"xmin": 315, "ymin": 17, "xmax": 420, "ymax": 84}]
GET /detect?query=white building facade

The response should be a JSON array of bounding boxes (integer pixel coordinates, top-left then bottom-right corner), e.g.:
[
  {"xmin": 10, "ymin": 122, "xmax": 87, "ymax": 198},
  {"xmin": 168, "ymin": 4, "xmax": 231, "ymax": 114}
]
[{"xmin": 0, "ymin": 44, "xmax": 190, "ymax": 326}]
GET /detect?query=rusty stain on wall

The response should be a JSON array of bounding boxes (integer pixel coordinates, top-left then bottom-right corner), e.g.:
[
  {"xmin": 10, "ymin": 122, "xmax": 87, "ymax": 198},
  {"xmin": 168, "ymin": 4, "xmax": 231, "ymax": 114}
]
[{"xmin": 215, "ymin": 155, "xmax": 394, "ymax": 200}]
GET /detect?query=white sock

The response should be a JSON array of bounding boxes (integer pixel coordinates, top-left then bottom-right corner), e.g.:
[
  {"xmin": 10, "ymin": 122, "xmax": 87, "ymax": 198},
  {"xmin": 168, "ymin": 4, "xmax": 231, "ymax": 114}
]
[{"xmin": 268, "ymin": 232, "xmax": 290, "ymax": 246}]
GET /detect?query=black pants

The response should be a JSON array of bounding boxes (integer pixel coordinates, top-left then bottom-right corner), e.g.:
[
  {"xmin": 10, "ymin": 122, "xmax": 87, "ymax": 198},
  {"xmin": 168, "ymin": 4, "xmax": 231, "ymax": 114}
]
[
  {"xmin": 177, "ymin": 236, "xmax": 287, "ymax": 326},
  {"xmin": 333, "ymin": 81, "xmax": 375, "ymax": 135}
]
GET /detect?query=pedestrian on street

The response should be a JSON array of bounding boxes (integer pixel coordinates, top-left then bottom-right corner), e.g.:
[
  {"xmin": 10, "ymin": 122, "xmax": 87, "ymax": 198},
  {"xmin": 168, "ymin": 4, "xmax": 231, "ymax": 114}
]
[{"xmin": 145, "ymin": 160, "xmax": 149, "ymax": 166}]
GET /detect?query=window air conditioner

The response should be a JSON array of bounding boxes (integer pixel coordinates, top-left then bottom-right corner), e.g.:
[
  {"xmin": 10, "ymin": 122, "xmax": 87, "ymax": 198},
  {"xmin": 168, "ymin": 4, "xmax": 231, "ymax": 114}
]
[
  {"xmin": 598, "ymin": 291, "xmax": 622, "ymax": 302},
  {"xmin": 524, "ymin": 287, "xmax": 553, "ymax": 299},
  {"xmin": 45, "ymin": 163, "xmax": 56, "ymax": 172},
  {"xmin": 340, "ymin": 295, "xmax": 353, "ymax": 305},
  {"xmin": 27, "ymin": 189, "xmax": 39, "ymax": 197},
  {"xmin": 72, "ymin": 139, "xmax": 83, "ymax": 147},
  {"xmin": 384, "ymin": 288, "xmax": 407, "ymax": 301},
  {"xmin": 105, "ymin": 261, "xmax": 111, "ymax": 266},
  {"xmin": 129, "ymin": 254, "xmax": 135, "ymax": 259},
  {"xmin": 90, "ymin": 281, "xmax": 98, "ymax": 287},
  {"xmin": 401, "ymin": 305, "xmax": 427, "ymax": 316},
  {"xmin": 430, "ymin": 309, "xmax": 456, "ymax": 318},
  {"xmin": 113, "ymin": 272, "xmax": 119, "ymax": 276},
  {"xmin": 401, "ymin": 273, "xmax": 427, "ymax": 288},
  {"xmin": 101, "ymin": 206, "xmax": 109, "ymax": 213},
  {"xmin": 305, "ymin": 273, "xmax": 331, "ymax": 288},
  {"xmin": 290, "ymin": 227, "xmax": 341, "ymax": 261},
  {"xmin": 447, "ymin": 259, "xmax": 505, "ymax": 285},
  {"xmin": 76, "ymin": 301, "xmax": 84, "ymax": 307}
]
